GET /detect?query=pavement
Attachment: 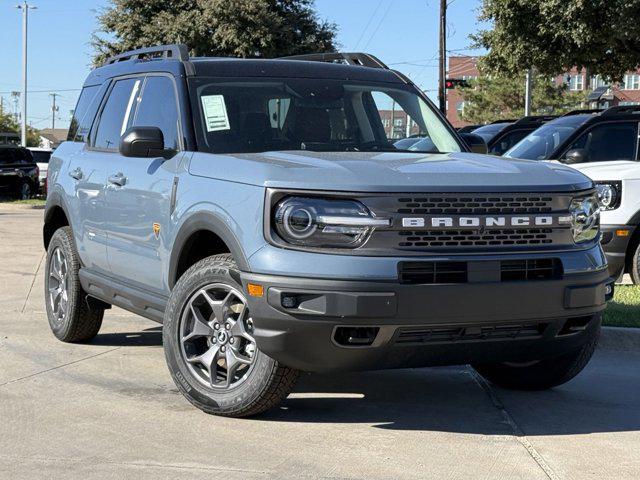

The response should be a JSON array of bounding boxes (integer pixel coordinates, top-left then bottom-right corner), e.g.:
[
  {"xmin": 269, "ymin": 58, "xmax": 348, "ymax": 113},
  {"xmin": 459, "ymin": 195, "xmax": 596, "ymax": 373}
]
[{"xmin": 1, "ymin": 203, "xmax": 639, "ymax": 480}]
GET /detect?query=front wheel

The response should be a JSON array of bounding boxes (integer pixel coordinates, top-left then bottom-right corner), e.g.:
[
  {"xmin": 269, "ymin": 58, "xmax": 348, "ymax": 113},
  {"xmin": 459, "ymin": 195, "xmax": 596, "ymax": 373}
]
[
  {"xmin": 473, "ymin": 322, "xmax": 600, "ymax": 390},
  {"xmin": 163, "ymin": 254, "xmax": 299, "ymax": 417}
]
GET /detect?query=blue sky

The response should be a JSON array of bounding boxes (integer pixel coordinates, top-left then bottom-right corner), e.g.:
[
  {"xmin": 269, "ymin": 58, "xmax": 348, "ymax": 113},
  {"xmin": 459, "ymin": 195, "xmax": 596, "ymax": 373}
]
[{"xmin": 0, "ymin": 0, "xmax": 486, "ymax": 130}]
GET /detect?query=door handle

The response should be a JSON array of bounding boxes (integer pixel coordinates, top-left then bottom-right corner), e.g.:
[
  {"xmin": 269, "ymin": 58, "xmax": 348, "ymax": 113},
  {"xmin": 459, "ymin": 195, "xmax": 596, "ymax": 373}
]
[
  {"xmin": 108, "ymin": 172, "xmax": 127, "ymax": 187},
  {"xmin": 69, "ymin": 167, "xmax": 83, "ymax": 180}
]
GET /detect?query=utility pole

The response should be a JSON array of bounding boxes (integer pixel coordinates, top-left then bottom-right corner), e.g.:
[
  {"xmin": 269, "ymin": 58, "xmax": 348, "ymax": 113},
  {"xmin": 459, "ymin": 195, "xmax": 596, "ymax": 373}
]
[
  {"xmin": 438, "ymin": 0, "xmax": 447, "ymax": 115},
  {"xmin": 524, "ymin": 68, "xmax": 533, "ymax": 116},
  {"xmin": 49, "ymin": 93, "xmax": 59, "ymax": 130},
  {"xmin": 17, "ymin": 2, "xmax": 36, "ymax": 147}
]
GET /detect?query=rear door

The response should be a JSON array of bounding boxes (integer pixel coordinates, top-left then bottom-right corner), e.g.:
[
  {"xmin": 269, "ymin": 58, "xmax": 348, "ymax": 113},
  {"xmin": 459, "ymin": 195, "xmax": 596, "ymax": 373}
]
[{"xmin": 102, "ymin": 74, "xmax": 185, "ymax": 294}]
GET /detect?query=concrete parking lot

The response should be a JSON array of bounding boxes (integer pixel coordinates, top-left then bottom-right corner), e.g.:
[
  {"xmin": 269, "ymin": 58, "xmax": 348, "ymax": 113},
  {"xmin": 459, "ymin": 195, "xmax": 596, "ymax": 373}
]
[{"xmin": 1, "ymin": 204, "xmax": 639, "ymax": 479}]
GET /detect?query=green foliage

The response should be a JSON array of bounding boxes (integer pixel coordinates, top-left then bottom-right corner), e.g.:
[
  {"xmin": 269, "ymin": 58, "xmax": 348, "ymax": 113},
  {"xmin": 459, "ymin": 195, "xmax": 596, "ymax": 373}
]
[
  {"xmin": 457, "ymin": 73, "xmax": 587, "ymax": 124},
  {"xmin": 604, "ymin": 285, "xmax": 640, "ymax": 328},
  {"xmin": 92, "ymin": 0, "xmax": 337, "ymax": 66},
  {"xmin": 474, "ymin": 0, "xmax": 640, "ymax": 82},
  {"xmin": 0, "ymin": 111, "xmax": 41, "ymax": 147}
]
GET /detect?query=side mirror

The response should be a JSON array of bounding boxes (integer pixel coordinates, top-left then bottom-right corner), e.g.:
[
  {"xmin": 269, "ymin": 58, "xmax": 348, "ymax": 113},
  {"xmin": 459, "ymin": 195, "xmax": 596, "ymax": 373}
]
[
  {"xmin": 459, "ymin": 133, "xmax": 488, "ymax": 154},
  {"xmin": 119, "ymin": 126, "xmax": 165, "ymax": 158},
  {"xmin": 564, "ymin": 148, "xmax": 588, "ymax": 164}
]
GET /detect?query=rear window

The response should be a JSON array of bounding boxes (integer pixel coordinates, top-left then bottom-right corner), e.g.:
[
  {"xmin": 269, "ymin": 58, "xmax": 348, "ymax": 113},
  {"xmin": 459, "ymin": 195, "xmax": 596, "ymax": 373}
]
[
  {"xmin": 68, "ymin": 85, "xmax": 102, "ymax": 142},
  {"xmin": 0, "ymin": 148, "xmax": 32, "ymax": 164},
  {"xmin": 30, "ymin": 150, "xmax": 52, "ymax": 163}
]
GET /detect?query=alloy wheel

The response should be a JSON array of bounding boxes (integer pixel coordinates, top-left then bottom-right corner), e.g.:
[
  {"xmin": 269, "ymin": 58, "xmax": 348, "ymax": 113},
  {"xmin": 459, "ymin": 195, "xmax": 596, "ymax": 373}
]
[
  {"xmin": 179, "ymin": 284, "xmax": 256, "ymax": 390},
  {"xmin": 48, "ymin": 247, "xmax": 69, "ymax": 325}
]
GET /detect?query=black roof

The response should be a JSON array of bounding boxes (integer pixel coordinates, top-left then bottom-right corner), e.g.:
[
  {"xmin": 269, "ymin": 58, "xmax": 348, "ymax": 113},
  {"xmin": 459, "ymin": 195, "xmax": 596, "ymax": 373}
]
[{"xmin": 85, "ymin": 44, "xmax": 405, "ymax": 87}]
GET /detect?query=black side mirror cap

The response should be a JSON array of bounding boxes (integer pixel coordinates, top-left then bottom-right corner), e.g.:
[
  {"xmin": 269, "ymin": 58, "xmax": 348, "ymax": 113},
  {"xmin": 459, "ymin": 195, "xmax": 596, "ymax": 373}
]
[
  {"xmin": 119, "ymin": 126, "xmax": 166, "ymax": 158},
  {"xmin": 459, "ymin": 133, "xmax": 488, "ymax": 155},
  {"xmin": 564, "ymin": 148, "xmax": 588, "ymax": 164}
]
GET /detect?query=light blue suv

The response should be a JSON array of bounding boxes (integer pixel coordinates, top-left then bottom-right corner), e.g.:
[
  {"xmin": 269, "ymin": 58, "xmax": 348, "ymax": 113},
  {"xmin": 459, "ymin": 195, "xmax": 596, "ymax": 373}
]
[{"xmin": 43, "ymin": 45, "xmax": 612, "ymax": 417}]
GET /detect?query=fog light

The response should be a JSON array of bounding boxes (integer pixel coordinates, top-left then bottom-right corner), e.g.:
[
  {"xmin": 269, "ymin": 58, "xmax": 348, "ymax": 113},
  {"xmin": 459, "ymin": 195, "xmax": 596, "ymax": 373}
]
[{"xmin": 281, "ymin": 295, "xmax": 298, "ymax": 309}]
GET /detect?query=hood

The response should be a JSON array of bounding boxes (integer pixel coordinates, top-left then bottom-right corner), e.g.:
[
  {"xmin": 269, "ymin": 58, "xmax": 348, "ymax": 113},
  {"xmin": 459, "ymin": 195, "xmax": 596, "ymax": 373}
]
[
  {"xmin": 566, "ymin": 160, "xmax": 640, "ymax": 181},
  {"xmin": 189, "ymin": 150, "xmax": 593, "ymax": 193}
]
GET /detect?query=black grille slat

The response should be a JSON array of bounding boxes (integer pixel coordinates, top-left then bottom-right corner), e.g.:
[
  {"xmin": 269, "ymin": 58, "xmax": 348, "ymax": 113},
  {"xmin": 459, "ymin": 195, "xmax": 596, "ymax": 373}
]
[
  {"xmin": 396, "ymin": 323, "xmax": 547, "ymax": 345},
  {"xmin": 500, "ymin": 258, "xmax": 562, "ymax": 281},
  {"xmin": 397, "ymin": 195, "xmax": 554, "ymax": 215},
  {"xmin": 399, "ymin": 261, "xmax": 467, "ymax": 284},
  {"xmin": 398, "ymin": 229, "xmax": 554, "ymax": 249}
]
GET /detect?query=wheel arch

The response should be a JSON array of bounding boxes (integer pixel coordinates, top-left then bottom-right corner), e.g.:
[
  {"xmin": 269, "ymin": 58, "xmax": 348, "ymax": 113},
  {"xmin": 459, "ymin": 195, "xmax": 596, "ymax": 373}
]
[
  {"xmin": 43, "ymin": 192, "xmax": 71, "ymax": 250},
  {"xmin": 169, "ymin": 211, "xmax": 251, "ymax": 289}
]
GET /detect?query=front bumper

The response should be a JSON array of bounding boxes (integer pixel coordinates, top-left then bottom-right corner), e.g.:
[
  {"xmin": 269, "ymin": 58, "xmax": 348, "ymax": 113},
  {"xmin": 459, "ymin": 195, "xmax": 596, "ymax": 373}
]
[
  {"xmin": 601, "ymin": 225, "xmax": 635, "ymax": 279},
  {"xmin": 241, "ymin": 264, "xmax": 612, "ymax": 372}
]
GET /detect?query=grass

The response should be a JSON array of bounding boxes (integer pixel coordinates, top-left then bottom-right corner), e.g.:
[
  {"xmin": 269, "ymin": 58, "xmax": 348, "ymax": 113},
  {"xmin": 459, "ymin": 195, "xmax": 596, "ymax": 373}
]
[
  {"xmin": 0, "ymin": 197, "xmax": 46, "ymax": 206},
  {"xmin": 604, "ymin": 285, "xmax": 640, "ymax": 328}
]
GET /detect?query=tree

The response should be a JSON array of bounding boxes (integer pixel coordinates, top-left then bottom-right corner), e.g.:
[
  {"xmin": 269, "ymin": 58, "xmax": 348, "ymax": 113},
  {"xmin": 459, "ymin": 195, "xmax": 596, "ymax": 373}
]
[
  {"xmin": 0, "ymin": 112, "xmax": 41, "ymax": 147},
  {"xmin": 474, "ymin": 0, "xmax": 640, "ymax": 84},
  {"xmin": 457, "ymin": 73, "xmax": 586, "ymax": 124},
  {"xmin": 92, "ymin": 0, "xmax": 337, "ymax": 66}
]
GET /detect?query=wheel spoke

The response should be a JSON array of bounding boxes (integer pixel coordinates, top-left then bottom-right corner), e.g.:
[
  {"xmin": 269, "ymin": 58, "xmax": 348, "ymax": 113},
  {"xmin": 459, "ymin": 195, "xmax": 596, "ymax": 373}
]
[
  {"xmin": 188, "ymin": 344, "xmax": 220, "ymax": 386},
  {"xmin": 201, "ymin": 290, "xmax": 231, "ymax": 323},
  {"xmin": 182, "ymin": 304, "xmax": 214, "ymax": 341},
  {"xmin": 230, "ymin": 316, "xmax": 254, "ymax": 342}
]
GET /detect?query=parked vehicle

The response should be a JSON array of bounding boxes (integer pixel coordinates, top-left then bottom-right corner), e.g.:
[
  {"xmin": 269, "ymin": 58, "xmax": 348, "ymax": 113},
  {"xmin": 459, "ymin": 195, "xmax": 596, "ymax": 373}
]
[
  {"xmin": 456, "ymin": 124, "xmax": 482, "ymax": 133},
  {"xmin": 28, "ymin": 147, "xmax": 53, "ymax": 191},
  {"xmin": 0, "ymin": 146, "xmax": 39, "ymax": 199},
  {"xmin": 0, "ymin": 132, "xmax": 20, "ymax": 146},
  {"xmin": 505, "ymin": 106, "xmax": 640, "ymax": 282},
  {"xmin": 473, "ymin": 116, "xmax": 557, "ymax": 156},
  {"xmin": 44, "ymin": 45, "xmax": 611, "ymax": 417}
]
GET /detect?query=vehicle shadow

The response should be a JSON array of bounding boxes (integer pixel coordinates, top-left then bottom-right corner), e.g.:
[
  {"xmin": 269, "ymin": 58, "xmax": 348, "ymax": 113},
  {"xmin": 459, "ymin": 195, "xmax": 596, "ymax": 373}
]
[
  {"xmin": 90, "ymin": 326, "xmax": 163, "ymax": 347},
  {"xmin": 261, "ymin": 350, "xmax": 640, "ymax": 436}
]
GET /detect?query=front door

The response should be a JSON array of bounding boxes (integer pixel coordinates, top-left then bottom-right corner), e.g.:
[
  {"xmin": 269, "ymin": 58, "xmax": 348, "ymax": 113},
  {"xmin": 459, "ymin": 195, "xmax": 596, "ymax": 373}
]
[{"xmin": 103, "ymin": 75, "xmax": 184, "ymax": 295}]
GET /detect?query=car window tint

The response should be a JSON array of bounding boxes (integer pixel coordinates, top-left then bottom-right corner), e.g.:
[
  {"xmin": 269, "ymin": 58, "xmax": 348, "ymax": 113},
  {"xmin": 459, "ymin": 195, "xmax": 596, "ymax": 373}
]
[
  {"xmin": 68, "ymin": 85, "xmax": 101, "ymax": 142},
  {"xmin": 93, "ymin": 78, "xmax": 141, "ymax": 150},
  {"xmin": 133, "ymin": 76, "xmax": 180, "ymax": 150},
  {"xmin": 490, "ymin": 129, "xmax": 530, "ymax": 155},
  {"xmin": 0, "ymin": 149, "xmax": 16, "ymax": 164},
  {"xmin": 31, "ymin": 151, "xmax": 51, "ymax": 163},
  {"xmin": 566, "ymin": 122, "xmax": 638, "ymax": 162}
]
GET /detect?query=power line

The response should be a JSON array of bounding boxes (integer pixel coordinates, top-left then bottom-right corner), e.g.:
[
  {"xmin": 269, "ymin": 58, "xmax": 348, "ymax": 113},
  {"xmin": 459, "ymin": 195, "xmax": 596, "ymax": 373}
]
[
  {"xmin": 0, "ymin": 88, "xmax": 80, "ymax": 95},
  {"xmin": 353, "ymin": 0, "xmax": 385, "ymax": 50},
  {"xmin": 362, "ymin": 0, "xmax": 396, "ymax": 50}
]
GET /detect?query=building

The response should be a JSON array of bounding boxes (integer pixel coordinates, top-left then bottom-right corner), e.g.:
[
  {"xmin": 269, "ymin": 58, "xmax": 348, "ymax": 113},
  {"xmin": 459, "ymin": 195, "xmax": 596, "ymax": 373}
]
[
  {"xmin": 378, "ymin": 110, "xmax": 421, "ymax": 139},
  {"xmin": 446, "ymin": 56, "xmax": 640, "ymax": 128},
  {"xmin": 38, "ymin": 128, "xmax": 69, "ymax": 149}
]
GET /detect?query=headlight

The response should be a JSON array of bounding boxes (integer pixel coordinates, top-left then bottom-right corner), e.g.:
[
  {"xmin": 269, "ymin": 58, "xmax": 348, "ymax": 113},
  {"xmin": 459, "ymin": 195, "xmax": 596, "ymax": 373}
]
[
  {"xmin": 273, "ymin": 196, "xmax": 390, "ymax": 248},
  {"xmin": 569, "ymin": 195, "xmax": 600, "ymax": 243},
  {"xmin": 595, "ymin": 181, "xmax": 622, "ymax": 210}
]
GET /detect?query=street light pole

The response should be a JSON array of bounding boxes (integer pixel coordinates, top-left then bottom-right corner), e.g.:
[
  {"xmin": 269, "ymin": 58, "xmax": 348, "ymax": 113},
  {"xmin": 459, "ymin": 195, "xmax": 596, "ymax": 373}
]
[{"xmin": 17, "ymin": 1, "xmax": 36, "ymax": 147}]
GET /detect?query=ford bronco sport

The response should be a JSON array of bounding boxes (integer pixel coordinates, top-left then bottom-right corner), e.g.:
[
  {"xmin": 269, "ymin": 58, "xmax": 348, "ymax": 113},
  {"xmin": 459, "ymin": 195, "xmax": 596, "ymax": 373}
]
[{"xmin": 44, "ymin": 45, "xmax": 612, "ymax": 417}]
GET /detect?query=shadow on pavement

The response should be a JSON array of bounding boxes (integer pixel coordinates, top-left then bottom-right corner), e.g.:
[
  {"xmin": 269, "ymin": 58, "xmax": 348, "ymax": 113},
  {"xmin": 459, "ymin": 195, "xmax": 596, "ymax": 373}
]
[{"xmin": 90, "ymin": 326, "xmax": 162, "ymax": 347}]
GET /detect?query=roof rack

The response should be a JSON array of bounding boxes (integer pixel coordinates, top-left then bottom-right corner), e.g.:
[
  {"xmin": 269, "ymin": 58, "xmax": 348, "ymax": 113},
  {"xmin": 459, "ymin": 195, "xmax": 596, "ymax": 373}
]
[
  {"xmin": 562, "ymin": 109, "xmax": 604, "ymax": 117},
  {"xmin": 279, "ymin": 52, "xmax": 388, "ymax": 69},
  {"xmin": 103, "ymin": 44, "xmax": 189, "ymax": 67},
  {"xmin": 601, "ymin": 105, "xmax": 640, "ymax": 116},
  {"xmin": 513, "ymin": 115, "xmax": 557, "ymax": 125}
]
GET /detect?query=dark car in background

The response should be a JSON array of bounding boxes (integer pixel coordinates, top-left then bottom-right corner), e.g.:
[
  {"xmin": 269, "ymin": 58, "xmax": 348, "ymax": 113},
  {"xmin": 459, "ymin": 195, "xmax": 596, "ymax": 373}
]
[
  {"xmin": 0, "ymin": 146, "xmax": 39, "ymax": 199},
  {"xmin": 473, "ymin": 116, "xmax": 557, "ymax": 156}
]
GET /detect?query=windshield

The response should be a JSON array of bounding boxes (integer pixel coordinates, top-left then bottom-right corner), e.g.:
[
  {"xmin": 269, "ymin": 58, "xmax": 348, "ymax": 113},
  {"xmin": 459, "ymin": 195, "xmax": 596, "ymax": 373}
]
[
  {"xmin": 504, "ymin": 116, "xmax": 588, "ymax": 160},
  {"xmin": 189, "ymin": 77, "xmax": 461, "ymax": 155},
  {"xmin": 472, "ymin": 123, "xmax": 510, "ymax": 142}
]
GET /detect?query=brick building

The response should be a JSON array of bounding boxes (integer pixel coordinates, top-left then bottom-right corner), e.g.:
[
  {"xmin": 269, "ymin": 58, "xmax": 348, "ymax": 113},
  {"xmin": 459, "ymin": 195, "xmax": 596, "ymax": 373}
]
[
  {"xmin": 446, "ymin": 56, "xmax": 640, "ymax": 128},
  {"xmin": 378, "ymin": 110, "xmax": 421, "ymax": 139}
]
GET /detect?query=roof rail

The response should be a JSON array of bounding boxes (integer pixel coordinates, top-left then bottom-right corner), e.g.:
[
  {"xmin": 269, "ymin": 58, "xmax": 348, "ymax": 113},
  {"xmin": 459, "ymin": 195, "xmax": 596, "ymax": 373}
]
[
  {"xmin": 103, "ymin": 44, "xmax": 189, "ymax": 67},
  {"xmin": 601, "ymin": 105, "xmax": 640, "ymax": 116},
  {"xmin": 562, "ymin": 109, "xmax": 604, "ymax": 117},
  {"xmin": 279, "ymin": 52, "xmax": 388, "ymax": 69},
  {"xmin": 514, "ymin": 115, "xmax": 557, "ymax": 125}
]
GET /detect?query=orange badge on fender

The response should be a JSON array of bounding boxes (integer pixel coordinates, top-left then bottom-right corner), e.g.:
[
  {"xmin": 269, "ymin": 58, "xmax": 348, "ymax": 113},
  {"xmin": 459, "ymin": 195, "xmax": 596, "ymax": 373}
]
[{"xmin": 153, "ymin": 223, "xmax": 161, "ymax": 238}]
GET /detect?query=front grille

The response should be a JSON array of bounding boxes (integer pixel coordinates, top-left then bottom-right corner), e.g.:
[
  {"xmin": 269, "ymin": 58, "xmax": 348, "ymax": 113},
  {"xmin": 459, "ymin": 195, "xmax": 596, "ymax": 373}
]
[
  {"xmin": 396, "ymin": 195, "xmax": 554, "ymax": 215},
  {"xmin": 397, "ymin": 228, "xmax": 553, "ymax": 248},
  {"xmin": 396, "ymin": 323, "xmax": 548, "ymax": 345},
  {"xmin": 399, "ymin": 261, "xmax": 467, "ymax": 284},
  {"xmin": 501, "ymin": 258, "xmax": 562, "ymax": 281}
]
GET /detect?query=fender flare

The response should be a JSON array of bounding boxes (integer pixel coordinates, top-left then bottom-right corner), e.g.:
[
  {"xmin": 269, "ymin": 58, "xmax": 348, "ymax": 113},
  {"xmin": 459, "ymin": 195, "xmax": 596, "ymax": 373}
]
[
  {"xmin": 43, "ymin": 191, "xmax": 72, "ymax": 249},
  {"xmin": 168, "ymin": 211, "xmax": 251, "ymax": 289}
]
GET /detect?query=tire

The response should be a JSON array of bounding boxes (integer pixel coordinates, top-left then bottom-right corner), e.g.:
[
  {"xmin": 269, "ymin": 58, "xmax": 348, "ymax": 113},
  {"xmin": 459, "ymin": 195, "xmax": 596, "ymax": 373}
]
[
  {"xmin": 630, "ymin": 241, "xmax": 640, "ymax": 285},
  {"xmin": 473, "ymin": 322, "xmax": 600, "ymax": 390},
  {"xmin": 19, "ymin": 181, "xmax": 31, "ymax": 200},
  {"xmin": 163, "ymin": 254, "xmax": 299, "ymax": 417},
  {"xmin": 44, "ymin": 226, "xmax": 104, "ymax": 342}
]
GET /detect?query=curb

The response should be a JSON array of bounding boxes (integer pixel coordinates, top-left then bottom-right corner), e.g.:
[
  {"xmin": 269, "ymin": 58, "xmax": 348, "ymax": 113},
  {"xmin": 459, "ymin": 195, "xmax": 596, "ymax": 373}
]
[{"xmin": 599, "ymin": 326, "xmax": 640, "ymax": 352}]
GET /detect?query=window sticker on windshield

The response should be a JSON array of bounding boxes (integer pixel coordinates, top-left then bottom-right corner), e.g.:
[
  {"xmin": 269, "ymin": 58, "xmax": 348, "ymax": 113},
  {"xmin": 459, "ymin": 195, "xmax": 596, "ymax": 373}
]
[{"xmin": 201, "ymin": 95, "xmax": 230, "ymax": 132}]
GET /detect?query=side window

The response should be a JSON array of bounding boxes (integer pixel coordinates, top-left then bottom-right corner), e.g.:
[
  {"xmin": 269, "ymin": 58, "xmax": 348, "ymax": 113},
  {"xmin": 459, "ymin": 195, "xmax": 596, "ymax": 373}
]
[
  {"xmin": 564, "ymin": 122, "xmax": 638, "ymax": 163},
  {"xmin": 68, "ymin": 85, "xmax": 101, "ymax": 142},
  {"xmin": 93, "ymin": 78, "xmax": 141, "ymax": 150},
  {"xmin": 133, "ymin": 76, "xmax": 180, "ymax": 150},
  {"xmin": 490, "ymin": 129, "xmax": 530, "ymax": 155}
]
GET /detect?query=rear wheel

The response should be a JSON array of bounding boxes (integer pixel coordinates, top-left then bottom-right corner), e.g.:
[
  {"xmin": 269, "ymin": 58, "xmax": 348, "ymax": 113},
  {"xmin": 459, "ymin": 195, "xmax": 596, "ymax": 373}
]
[
  {"xmin": 19, "ymin": 181, "xmax": 31, "ymax": 200},
  {"xmin": 630, "ymin": 242, "xmax": 640, "ymax": 285},
  {"xmin": 163, "ymin": 254, "xmax": 299, "ymax": 417},
  {"xmin": 45, "ymin": 227, "xmax": 104, "ymax": 342},
  {"xmin": 473, "ymin": 322, "xmax": 600, "ymax": 390}
]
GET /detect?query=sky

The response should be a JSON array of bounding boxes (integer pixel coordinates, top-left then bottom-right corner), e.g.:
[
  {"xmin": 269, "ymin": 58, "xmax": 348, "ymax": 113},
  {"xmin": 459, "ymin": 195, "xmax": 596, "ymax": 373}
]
[{"xmin": 0, "ymin": 0, "xmax": 487, "ymax": 130}]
